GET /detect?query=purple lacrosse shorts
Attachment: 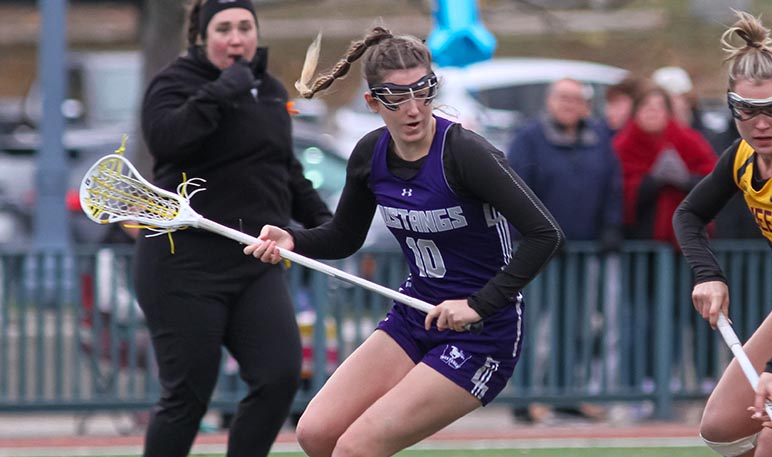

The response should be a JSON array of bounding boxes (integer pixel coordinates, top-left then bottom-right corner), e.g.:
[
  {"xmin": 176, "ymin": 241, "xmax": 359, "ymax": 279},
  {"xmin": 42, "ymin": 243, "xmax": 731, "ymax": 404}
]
[{"xmin": 376, "ymin": 300, "xmax": 524, "ymax": 405}]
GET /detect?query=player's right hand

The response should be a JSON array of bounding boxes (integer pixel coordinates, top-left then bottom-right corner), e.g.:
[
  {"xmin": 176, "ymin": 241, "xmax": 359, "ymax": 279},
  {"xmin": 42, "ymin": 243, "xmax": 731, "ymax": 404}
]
[
  {"xmin": 691, "ymin": 280, "xmax": 729, "ymax": 329},
  {"xmin": 243, "ymin": 225, "xmax": 294, "ymax": 264}
]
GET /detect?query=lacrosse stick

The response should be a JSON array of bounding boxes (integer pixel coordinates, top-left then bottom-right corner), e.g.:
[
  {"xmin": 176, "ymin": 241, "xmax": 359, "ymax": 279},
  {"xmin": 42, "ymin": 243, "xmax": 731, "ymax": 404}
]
[
  {"xmin": 80, "ymin": 154, "xmax": 482, "ymax": 333},
  {"xmin": 716, "ymin": 313, "xmax": 772, "ymax": 418}
]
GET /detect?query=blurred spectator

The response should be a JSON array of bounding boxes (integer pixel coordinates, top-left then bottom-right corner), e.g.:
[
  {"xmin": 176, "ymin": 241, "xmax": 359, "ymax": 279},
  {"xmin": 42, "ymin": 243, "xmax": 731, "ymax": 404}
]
[
  {"xmin": 603, "ymin": 75, "xmax": 646, "ymax": 139},
  {"xmin": 77, "ymin": 221, "xmax": 150, "ymax": 434},
  {"xmin": 614, "ymin": 85, "xmax": 718, "ymax": 394},
  {"xmin": 82, "ymin": 222, "xmax": 146, "ymax": 367},
  {"xmin": 652, "ymin": 67, "xmax": 757, "ymax": 239},
  {"xmin": 507, "ymin": 78, "xmax": 622, "ymax": 423},
  {"xmin": 95, "ymin": 223, "xmax": 141, "ymax": 323},
  {"xmin": 509, "ymin": 78, "xmax": 622, "ymax": 250},
  {"xmin": 613, "ymin": 86, "xmax": 717, "ymax": 245},
  {"xmin": 651, "ymin": 66, "xmax": 699, "ymax": 129},
  {"xmin": 653, "ymin": 65, "xmax": 740, "ymax": 154}
]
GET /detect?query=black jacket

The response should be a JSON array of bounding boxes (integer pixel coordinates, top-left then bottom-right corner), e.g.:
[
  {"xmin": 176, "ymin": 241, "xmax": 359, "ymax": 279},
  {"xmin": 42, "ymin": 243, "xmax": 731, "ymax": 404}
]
[{"xmin": 141, "ymin": 46, "xmax": 331, "ymax": 238}]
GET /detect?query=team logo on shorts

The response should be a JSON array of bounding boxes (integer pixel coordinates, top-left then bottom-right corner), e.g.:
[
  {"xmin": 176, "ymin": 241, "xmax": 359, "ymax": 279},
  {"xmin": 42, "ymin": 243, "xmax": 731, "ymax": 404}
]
[{"xmin": 440, "ymin": 345, "xmax": 471, "ymax": 369}]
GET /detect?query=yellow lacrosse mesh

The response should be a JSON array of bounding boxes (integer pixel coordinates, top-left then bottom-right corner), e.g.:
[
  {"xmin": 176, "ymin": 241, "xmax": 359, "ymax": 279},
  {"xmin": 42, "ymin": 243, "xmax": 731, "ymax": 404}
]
[{"xmin": 82, "ymin": 156, "xmax": 182, "ymax": 225}]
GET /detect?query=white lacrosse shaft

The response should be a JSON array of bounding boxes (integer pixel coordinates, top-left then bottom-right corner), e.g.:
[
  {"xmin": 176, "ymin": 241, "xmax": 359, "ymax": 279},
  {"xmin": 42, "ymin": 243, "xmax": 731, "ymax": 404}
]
[
  {"xmin": 197, "ymin": 219, "xmax": 434, "ymax": 312},
  {"xmin": 202, "ymin": 220, "xmax": 481, "ymax": 333},
  {"xmin": 716, "ymin": 313, "xmax": 772, "ymax": 419},
  {"xmin": 202, "ymin": 220, "xmax": 481, "ymax": 332},
  {"xmin": 198, "ymin": 210, "xmax": 482, "ymax": 333}
]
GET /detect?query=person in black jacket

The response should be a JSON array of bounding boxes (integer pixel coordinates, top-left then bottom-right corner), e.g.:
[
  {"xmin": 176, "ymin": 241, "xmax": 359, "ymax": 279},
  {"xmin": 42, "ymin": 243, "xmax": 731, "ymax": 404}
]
[
  {"xmin": 134, "ymin": 1, "xmax": 332, "ymax": 456},
  {"xmin": 673, "ymin": 10, "xmax": 772, "ymax": 457}
]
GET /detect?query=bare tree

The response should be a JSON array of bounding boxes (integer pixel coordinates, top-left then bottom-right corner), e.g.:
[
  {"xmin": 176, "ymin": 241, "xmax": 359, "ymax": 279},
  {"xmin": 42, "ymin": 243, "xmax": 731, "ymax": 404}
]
[{"xmin": 134, "ymin": 0, "xmax": 187, "ymax": 177}]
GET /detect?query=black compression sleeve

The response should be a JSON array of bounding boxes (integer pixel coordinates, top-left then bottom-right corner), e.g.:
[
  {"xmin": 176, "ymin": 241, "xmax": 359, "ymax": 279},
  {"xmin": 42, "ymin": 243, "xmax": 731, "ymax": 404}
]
[
  {"xmin": 444, "ymin": 127, "xmax": 564, "ymax": 318},
  {"xmin": 673, "ymin": 142, "xmax": 741, "ymax": 284}
]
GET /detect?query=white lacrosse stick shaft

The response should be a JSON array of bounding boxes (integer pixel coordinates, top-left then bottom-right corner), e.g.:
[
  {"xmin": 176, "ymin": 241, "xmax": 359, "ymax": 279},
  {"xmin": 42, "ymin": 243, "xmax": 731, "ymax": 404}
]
[
  {"xmin": 201, "ymin": 220, "xmax": 483, "ymax": 333},
  {"xmin": 200, "ymin": 214, "xmax": 481, "ymax": 333},
  {"xmin": 196, "ymin": 219, "xmax": 434, "ymax": 313},
  {"xmin": 716, "ymin": 313, "xmax": 772, "ymax": 418}
]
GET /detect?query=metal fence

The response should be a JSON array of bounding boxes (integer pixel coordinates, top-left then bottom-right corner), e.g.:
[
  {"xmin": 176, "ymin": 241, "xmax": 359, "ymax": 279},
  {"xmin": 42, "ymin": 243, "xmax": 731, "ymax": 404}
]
[{"xmin": 0, "ymin": 240, "xmax": 769, "ymax": 423}]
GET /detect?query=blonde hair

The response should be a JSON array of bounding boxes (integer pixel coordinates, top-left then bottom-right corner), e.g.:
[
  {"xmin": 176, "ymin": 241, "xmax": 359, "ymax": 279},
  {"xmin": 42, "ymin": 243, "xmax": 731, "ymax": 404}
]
[
  {"xmin": 721, "ymin": 10, "xmax": 772, "ymax": 88},
  {"xmin": 295, "ymin": 26, "xmax": 433, "ymax": 99}
]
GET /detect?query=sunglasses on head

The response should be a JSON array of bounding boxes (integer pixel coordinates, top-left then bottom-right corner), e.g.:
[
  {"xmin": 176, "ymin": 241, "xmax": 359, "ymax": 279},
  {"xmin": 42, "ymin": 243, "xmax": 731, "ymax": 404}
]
[
  {"xmin": 727, "ymin": 91, "xmax": 772, "ymax": 121},
  {"xmin": 369, "ymin": 73, "xmax": 439, "ymax": 111}
]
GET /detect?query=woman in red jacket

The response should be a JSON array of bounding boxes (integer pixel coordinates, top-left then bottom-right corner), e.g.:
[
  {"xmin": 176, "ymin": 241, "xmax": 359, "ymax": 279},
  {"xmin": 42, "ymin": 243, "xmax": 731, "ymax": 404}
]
[{"xmin": 614, "ymin": 86, "xmax": 717, "ymax": 246}]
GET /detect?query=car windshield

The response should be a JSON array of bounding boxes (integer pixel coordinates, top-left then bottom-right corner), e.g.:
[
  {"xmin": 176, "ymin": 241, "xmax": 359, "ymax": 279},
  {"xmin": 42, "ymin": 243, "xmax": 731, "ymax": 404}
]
[
  {"xmin": 469, "ymin": 81, "xmax": 611, "ymax": 119},
  {"xmin": 20, "ymin": 52, "xmax": 143, "ymax": 128},
  {"xmin": 293, "ymin": 139, "xmax": 347, "ymax": 204},
  {"xmin": 470, "ymin": 83, "xmax": 549, "ymax": 113}
]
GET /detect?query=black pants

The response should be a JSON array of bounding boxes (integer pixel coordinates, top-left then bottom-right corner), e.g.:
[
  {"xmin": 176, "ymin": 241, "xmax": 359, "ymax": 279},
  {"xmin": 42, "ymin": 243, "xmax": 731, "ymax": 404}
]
[{"xmin": 134, "ymin": 234, "xmax": 302, "ymax": 457}]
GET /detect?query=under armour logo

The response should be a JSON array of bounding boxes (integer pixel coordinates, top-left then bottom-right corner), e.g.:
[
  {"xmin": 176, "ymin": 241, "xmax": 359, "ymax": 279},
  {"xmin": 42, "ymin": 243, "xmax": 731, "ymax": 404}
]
[{"xmin": 402, "ymin": 188, "xmax": 413, "ymax": 197}]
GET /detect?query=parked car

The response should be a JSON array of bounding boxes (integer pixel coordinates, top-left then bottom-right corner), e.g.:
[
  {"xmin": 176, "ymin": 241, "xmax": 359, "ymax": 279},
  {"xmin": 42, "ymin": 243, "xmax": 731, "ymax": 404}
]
[
  {"xmin": 292, "ymin": 122, "xmax": 347, "ymax": 207},
  {"xmin": 332, "ymin": 57, "xmax": 629, "ymax": 153},
  {"xmin": 0, "ymin": 50, "xmax": 143, "ymax": 248}
]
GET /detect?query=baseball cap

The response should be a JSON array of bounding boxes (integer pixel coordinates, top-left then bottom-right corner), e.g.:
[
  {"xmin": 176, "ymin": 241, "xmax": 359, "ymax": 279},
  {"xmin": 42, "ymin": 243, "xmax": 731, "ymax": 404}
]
[{"xmin": 652, "ymin": 66, "xmax": 693, "ymax": 95}]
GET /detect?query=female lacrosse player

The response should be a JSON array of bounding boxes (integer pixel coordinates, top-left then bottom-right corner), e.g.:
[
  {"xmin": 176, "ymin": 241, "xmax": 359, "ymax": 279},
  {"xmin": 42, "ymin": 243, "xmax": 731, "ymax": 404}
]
[
  {"xmin": 244, "ymin": 27, "xmax": 564, "ymax": 457},
  {"xmin": 673, "ymin": 10, "xmax": 772, "ymax": 457},
  {"xmin": 135, "ymin": 1, "xmax": 331, "ymax": 456}
]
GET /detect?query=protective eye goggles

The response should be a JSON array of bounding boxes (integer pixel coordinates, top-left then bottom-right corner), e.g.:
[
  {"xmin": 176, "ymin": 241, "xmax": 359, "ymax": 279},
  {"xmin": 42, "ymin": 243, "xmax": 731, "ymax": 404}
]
[
  {"xmin": 369, "ymin": 73, "xmax": 439, "ymax": 111},
  {"xmin": 727, "ymin": 91, "xmax": 772, "ymax": 121}
]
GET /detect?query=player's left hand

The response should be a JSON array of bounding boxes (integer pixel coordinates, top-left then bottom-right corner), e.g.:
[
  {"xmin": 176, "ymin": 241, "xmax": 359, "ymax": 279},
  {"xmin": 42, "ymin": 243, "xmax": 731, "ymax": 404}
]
[
  {"xmin": 750, "ymin": 372, "xmax": 772, "ymax": 428},
  {"xmin": 750, "ymin": 406, "xmax": 772, "ymax": 428},
  {"xmin": 425, "ymin": 299, "xmax": 481, "ymax": 332}
]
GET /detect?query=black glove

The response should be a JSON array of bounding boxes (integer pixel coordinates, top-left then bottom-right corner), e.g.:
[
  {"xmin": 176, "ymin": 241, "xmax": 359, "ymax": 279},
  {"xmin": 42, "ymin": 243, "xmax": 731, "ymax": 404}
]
[{"xmin": 208, "ymin": 57, "xmax": 256, "ymax": 101}]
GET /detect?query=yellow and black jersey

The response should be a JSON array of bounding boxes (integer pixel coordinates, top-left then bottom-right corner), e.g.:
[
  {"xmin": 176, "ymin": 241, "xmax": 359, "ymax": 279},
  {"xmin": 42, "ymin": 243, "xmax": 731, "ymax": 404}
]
[{"xmin": 733, "ymin": 140, "xmax": 772, "ymax": 244}]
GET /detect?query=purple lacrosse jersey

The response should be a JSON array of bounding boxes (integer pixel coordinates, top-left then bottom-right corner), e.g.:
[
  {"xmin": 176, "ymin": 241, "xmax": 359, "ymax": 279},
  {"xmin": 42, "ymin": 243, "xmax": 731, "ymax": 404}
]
[
  {"xmin": 371, "ymin": 116, "xmax": 524, "ymax": 404},
  {"xmin": 371, "ymin": 115, "xmax": 514, "ymax": 310}
]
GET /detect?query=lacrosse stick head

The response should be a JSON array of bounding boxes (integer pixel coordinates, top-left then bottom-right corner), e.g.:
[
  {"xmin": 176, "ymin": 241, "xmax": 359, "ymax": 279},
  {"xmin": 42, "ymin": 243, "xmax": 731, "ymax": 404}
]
[{"xmin": 79, "ymin": 154, "xmax": 204, "ymax": 229}]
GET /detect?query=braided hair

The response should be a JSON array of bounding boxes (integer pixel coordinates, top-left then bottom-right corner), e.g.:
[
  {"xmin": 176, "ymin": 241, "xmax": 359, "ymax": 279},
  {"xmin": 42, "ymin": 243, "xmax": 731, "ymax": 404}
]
[
  {"xmin": 295, "ymin": 26, "xmax": 433, "ymax": 99},
  {"xmin": 186, "ymin": 0, "xmax": 204, "ymax": 47},
  {"xmin": 721, "ymin": 10, "xmax": 772, "ymax": 88}
]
